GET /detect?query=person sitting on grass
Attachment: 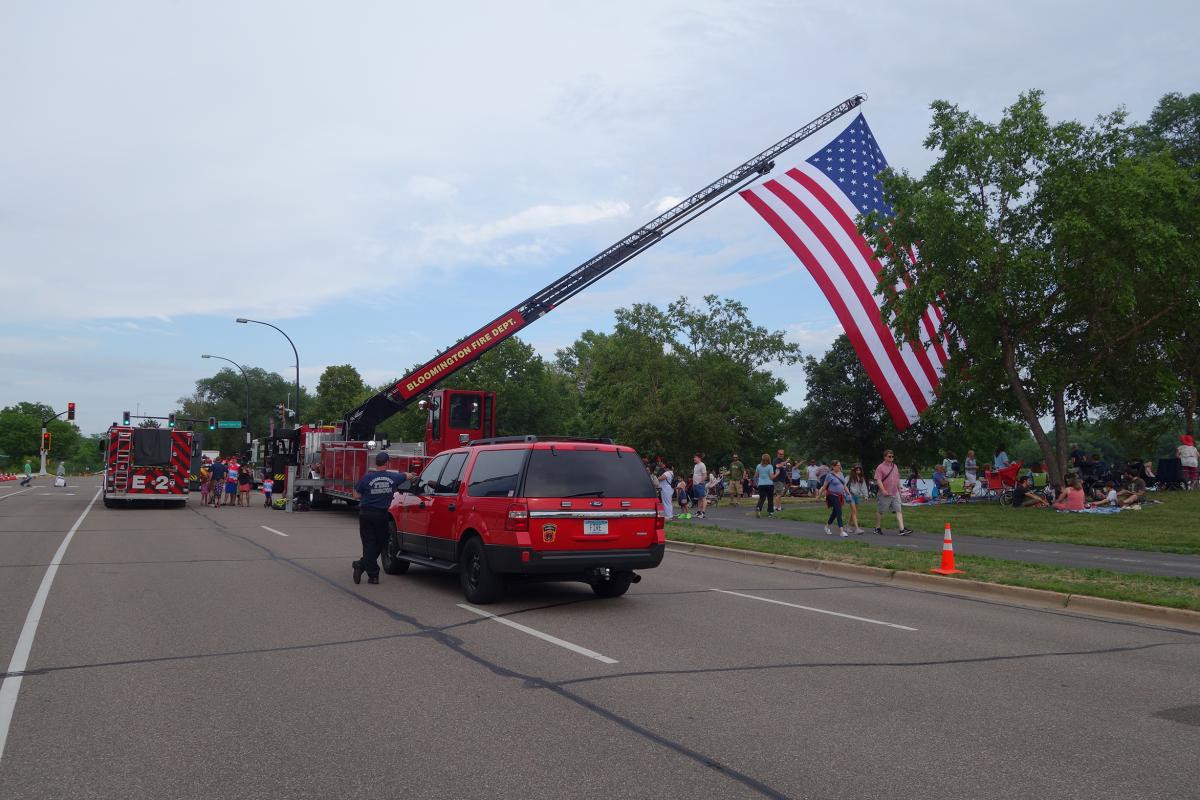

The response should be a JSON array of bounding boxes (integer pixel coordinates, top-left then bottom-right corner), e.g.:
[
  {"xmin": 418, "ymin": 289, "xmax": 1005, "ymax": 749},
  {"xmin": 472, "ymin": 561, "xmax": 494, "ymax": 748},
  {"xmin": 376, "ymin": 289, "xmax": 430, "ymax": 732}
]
[
  {"xmin": 1053, "ymin": 476, "xmax": 1086, "ymax": 511},
  {"xmin": 1088, "ymin": 482, "xmax": 1118, "ymax": 508},
  {"xmin": 1118, "ymin": 469, "xmax": 1147, "ymax": 507},
  {"xmin": 1012, "ymin": 475, "xmax": 1048, "ymax": 507},
  {"xmin": 931, "ymin": 464, "xmax": 949, "ymax": 501}
]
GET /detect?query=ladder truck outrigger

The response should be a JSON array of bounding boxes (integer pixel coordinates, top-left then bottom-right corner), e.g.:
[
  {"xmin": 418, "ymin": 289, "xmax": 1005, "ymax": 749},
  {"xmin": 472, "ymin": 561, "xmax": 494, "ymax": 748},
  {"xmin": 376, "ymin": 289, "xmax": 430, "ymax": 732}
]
[{"xmin": 266, "ymin": 95, "xmax": 868, "ymax": 508}]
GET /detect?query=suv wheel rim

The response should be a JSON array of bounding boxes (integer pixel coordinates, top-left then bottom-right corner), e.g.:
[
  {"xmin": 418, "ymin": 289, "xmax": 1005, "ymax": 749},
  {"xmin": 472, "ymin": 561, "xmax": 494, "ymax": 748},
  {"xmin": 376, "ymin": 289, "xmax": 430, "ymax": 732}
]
[{"xmin": 468, "ymin": 552, "xmax": 481, "ymax": 588}]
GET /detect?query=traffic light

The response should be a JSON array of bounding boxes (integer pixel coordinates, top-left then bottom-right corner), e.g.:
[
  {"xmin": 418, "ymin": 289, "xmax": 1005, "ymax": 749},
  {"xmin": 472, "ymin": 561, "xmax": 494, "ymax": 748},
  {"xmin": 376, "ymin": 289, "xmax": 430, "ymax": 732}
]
[
  {"xmin": 122, "ymin": 410, "xmax": 131, "ymax": 426},
  {"xmin": 41, "ymin": 432, "xmax": 51, "ymax": 451},
  {"xmin": 67, "ymin": 402, "xmax": 76, "ymax": 421},
  {"xmin": 168, "ymin": 413, "xmax": 176, "ymax": 428},
  {"xmin": 208, "ymin": 417, "xmax": 217, "ymax": 430}
]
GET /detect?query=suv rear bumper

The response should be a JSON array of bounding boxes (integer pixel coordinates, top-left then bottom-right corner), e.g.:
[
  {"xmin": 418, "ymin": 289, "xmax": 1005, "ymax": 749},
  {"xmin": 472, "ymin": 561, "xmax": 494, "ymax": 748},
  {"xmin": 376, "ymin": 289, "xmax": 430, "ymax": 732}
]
[{"xmin": 485, "ymin": 543, "xmax": 665, "ymax": 575}]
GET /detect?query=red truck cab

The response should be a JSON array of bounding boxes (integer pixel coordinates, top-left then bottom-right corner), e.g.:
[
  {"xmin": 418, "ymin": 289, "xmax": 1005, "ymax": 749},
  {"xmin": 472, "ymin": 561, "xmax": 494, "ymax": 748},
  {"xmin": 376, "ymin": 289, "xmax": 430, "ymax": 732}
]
[{"xmin": 384, "ymin": 436, "xmax": 665, "ymax": 603}]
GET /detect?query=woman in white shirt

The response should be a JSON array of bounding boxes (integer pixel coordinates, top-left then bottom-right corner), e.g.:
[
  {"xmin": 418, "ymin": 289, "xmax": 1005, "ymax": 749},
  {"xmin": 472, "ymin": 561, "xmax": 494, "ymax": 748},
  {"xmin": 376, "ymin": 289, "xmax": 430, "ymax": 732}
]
[{"xmin": 1178, "ymin": 434, "xmax": 1198, "ymax": 490}]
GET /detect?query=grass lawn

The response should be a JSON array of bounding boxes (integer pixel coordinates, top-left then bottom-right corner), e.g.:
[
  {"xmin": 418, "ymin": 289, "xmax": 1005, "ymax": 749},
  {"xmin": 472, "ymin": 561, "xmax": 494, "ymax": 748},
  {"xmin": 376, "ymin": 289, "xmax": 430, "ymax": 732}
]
[
  {"xmin": 666, "ymin": 523, "xmax": 1200, "ymax": 611},
  {"xmin": 771, "ymin": 490, "xmax": 1200, "ymax": 554}
]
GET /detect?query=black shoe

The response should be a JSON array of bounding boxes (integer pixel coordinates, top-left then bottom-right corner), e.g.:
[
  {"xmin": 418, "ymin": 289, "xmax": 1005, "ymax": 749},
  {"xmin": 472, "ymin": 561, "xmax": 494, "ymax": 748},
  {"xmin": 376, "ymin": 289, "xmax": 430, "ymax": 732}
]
[
  {"xmin": 352, "ymin": 560, "xmax": 364, "ymax": 584},
  {"xmin": 367, "ymin": 575, "xmax": 379, "ymax": 584},
  {"xmin": 873, "ymin": 527, "xmax": 883, "ymax": 535},
  {"xmin": 898, "ymin": 528, "xmax": 913, "ymax": 536}
]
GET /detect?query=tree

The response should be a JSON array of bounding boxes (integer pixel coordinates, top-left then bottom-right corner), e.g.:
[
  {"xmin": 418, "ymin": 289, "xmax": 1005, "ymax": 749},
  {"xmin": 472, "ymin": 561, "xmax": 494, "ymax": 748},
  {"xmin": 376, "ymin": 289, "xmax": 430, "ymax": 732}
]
[
  {"xmin": 0, "ymin": 403, "xmax": 83, "ymax": 468},
  {"xmin": 866, "ymin": 91, "xmax": 1200, "ymax": 485},
  {"xmin": 175, "ymin": 366, "xmax": 311, "ymax": 455},
  {"xmin": 138, "ymin": 418, "xmax": 161, "ymax": 428},
  {"xmin": 310, "ymin": 364, "xmax": 369, "ymax": 425},
  {"xmin": 1131, "ymin": 91, "xmax": 1200, "ymax": 434},
  {"xmin": 554, "ymin": 295, "xmax": 799, "ymax": 470},
  {"xmin": 372, "ymin": 337, "xmax": 578, "ymax": 446}
]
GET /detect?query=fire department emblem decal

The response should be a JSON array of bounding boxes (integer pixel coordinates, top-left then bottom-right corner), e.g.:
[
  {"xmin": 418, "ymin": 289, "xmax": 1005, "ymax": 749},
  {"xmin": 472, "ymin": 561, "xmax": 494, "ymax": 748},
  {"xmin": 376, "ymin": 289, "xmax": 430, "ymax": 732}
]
[{"xmin": 542, "ymin": 523, "xmax": 557, "ymax": 543}]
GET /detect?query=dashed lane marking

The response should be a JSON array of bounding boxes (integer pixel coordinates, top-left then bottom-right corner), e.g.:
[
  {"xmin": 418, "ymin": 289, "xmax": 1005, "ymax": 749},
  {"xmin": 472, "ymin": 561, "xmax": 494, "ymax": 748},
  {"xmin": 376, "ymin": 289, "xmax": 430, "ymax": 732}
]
[
  {"xmin": 712, "ymin": 589, "xmax": 918, "ymax": 631},
  {"xmin": 0, "ymin": 488, "xmax": 102, "ymax": 765},
  {"xmin": 0, "ymin": 489, "xmax": 33, "ymax": 502},
  {"xmin": 261, "ymin": 526, "xmax": 289, "ymax": 537},
  {"xmin": 457, "ymin": 604, "xmax": 619, "ymax": 664}
]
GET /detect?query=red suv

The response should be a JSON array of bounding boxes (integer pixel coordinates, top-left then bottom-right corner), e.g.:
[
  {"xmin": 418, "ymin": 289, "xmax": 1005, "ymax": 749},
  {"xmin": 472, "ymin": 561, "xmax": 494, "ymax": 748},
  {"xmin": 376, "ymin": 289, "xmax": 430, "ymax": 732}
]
[{"xmin": 384, "ymin": 436, "xmax": 665, "ymax": 603}]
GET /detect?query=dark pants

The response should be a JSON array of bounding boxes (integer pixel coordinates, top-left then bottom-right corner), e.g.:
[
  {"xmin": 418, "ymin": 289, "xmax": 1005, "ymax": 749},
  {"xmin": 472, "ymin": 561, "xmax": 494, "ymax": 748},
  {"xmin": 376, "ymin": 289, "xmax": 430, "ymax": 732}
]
[
  {"xmin": 826, "ymin": 494, "xmax": 844, "ymax": 527},
  {"xmin": 19, "ymin": 475, "xmax": 32, "ymax": 486},
  {"xmin": 358, "ymin": 507, "xmax": 391, "ymax": 577},
  {"xmin": 756, "ymin": 484, "xmax": 774, "ymax": 513}
]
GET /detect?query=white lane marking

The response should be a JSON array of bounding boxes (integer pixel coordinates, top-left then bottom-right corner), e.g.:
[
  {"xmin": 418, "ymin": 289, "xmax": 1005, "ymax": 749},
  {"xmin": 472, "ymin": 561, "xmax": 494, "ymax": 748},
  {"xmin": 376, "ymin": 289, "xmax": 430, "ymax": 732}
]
[
  {"xmin": 0, "ymin": 489, "xmax": 33, "ymax": 502},
  {"xmin": 457, "ymin": 604, "xmax": 619, "ymax": 664},
  {"xmin": 712, "ymin": 589, "xmax": 918, "ymax": 631},
  {"xmin": 261, "ymin": 526, "xmax": 289, "ymax": 537},
  {"xmin": 0, "ymin": 488, "xmax": 102, "ymax": 764}
]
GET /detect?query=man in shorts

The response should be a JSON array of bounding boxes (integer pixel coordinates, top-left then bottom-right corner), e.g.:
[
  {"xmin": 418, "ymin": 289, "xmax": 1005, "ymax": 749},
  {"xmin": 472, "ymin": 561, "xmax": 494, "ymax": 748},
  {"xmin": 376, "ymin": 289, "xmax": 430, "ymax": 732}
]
[
  {"xmin": 691, "ymin": 453, "xmax": 709, "ymax": 519},
  {"xmin": 872, "ymin": 449, "xmax": 913, "ymax": 535},
  {"xmin": 727, "ymin": 454, "xmax": 745, "ymax": 506},
  {"xmin": 773, "ymin": 449, "xmax": 788, "ymax": 511}
]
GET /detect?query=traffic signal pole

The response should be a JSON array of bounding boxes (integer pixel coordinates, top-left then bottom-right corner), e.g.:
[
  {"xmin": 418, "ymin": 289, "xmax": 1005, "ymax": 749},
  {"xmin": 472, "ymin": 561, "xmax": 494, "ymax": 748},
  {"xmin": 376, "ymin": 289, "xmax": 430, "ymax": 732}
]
[{"xmin": 39, "ymin": 403, "xmax": 74, "ymax": 475}]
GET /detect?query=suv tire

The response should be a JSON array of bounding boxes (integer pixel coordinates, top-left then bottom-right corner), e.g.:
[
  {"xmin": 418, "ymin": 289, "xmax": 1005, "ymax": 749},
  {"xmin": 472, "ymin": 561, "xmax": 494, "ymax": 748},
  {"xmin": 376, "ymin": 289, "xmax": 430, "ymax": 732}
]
[
  {"xmin": 460, "ymin": 536, "xmax": 504, "ymax": 604},
  {"xmin": 382, "ymin": 520, "xmax": 410, "ymax": 575},
  {"xmin": 591, "ymin": 570, "xmax": 634, "ymax": 599}
]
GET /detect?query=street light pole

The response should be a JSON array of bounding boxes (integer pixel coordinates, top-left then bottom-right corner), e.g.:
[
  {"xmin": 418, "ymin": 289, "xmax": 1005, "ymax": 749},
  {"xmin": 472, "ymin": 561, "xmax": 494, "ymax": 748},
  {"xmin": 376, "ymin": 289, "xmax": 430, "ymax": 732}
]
[
  {"xmin": 235, "ymin": 318, "xmax": 300, "ymax": 428},
  {"xmin": 201, "ymin": 354, "xmax": 251, "ymax": 441}
]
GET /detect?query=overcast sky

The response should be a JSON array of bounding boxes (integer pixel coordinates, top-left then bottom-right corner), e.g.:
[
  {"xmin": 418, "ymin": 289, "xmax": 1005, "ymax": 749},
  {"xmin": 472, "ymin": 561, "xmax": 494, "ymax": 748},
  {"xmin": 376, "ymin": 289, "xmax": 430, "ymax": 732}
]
[{"xmin": 2, "ymin": 0, "xmax": 1196, "ymax": 435}]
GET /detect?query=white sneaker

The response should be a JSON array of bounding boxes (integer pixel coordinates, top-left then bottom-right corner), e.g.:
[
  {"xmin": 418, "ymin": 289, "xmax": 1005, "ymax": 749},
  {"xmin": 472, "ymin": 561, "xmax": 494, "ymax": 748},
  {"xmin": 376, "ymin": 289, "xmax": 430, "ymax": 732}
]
[
  {"xmin": 855, "ymin": 527, "xmax": 865, "ymax": 534},
  {"xmin": 824, "ymin": 526, "xmax": 832, "ymax": 535},
  {"xmin": 839, "ymin": 530, "xmax": 849, "ymax": 537}
]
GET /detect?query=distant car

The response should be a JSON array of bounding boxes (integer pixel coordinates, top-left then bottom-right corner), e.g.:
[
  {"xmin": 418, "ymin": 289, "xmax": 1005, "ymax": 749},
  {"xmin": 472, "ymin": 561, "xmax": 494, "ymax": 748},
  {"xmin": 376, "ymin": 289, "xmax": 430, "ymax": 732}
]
[{"xmin": 385, "ymin": 436, "xmax": 666, "ymax": 603}]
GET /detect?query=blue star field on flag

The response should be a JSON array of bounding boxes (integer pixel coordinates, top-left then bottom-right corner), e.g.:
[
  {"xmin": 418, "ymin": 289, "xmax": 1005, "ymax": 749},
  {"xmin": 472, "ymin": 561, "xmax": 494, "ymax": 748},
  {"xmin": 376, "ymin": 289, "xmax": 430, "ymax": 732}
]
[{"xmin": 806, "ymin": 114, "xmax": 893, "ymax": 218}]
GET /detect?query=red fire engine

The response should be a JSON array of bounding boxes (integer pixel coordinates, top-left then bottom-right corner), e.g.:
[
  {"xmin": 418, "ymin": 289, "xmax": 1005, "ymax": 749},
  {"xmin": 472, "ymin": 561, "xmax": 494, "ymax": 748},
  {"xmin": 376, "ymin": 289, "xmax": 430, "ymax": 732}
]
[
  {"xmin": 266, "ymin": 95, "xmax": 867, "ymax": 506},
  {"xmin": 101, "ymin": 425, "xmax": 196, "ymax": 508}
]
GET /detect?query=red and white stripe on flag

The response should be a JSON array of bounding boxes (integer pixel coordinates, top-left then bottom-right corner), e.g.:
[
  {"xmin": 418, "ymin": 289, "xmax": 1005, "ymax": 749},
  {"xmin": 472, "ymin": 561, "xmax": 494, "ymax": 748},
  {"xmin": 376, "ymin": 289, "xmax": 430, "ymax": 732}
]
[{"xmin": 741, "ymin": 160, "xmax": 949, "ymax": 430}]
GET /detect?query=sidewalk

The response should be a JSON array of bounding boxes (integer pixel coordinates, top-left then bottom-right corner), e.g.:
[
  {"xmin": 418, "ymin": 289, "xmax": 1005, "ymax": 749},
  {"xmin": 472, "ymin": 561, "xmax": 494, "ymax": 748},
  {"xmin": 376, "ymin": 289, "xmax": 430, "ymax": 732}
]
[{"xmin": 674, "ymin": 502, "xmax": 1200, "ymax": 580}]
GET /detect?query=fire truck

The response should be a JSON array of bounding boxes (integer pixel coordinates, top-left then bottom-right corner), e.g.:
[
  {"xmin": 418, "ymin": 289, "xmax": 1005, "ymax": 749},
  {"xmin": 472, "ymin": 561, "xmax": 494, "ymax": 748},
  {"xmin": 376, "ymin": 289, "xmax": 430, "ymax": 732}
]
[
  {"xmin": 267, "ymin": 95, "xmax": 868, "ymax": 506},
  {"xmin": 100, "ymin": 425, "xmax": 196, "ymax": 508}
]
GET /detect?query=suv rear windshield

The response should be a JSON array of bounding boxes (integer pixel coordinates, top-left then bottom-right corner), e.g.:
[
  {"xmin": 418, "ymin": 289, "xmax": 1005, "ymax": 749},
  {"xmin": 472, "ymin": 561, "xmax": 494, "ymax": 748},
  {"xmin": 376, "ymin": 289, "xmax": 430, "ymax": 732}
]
[{"xmin": 521, "ymin": 449, "xmax": 656, "ymax": 499}]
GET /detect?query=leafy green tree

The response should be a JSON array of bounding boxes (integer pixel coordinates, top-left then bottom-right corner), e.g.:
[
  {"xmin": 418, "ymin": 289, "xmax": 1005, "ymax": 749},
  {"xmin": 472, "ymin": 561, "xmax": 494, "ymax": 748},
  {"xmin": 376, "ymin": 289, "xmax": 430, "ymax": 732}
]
[
  {"xmin": 175, "ymin": 366, "xmax": 311, "ymax": 455},
  {"xmin": 0, "ymin": 403, "xmax": 83, "ymax": 468},
  {"xmin": 866, "ymin": 91, "xmax": 1200, "ymax": 485},
  {"xmin": 555, "ymin": 295, "xmax": 798, "ymax": 470},
  {"xmin": 1131, "ymin": 91, "xmax": 1200, "ymax": 434},
  {"xmin": 310, "ymin": 364, "xmax": 369, "ymax": 425}
]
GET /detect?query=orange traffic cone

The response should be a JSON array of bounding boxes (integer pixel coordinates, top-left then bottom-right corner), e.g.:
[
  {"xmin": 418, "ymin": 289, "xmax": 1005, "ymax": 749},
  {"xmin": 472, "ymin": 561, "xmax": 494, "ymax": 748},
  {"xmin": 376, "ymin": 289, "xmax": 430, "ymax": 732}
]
[{"xmin": 930, "ymin": 522, "xmax": 965, "ymax": 575}]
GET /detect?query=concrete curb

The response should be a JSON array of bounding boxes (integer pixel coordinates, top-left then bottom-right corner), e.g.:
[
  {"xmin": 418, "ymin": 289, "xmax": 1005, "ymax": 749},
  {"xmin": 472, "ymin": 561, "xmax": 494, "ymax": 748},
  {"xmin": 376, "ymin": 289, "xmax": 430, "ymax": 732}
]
[{"xmin": 666, "ymin": 540, "xmax": 1200, "ymax": 632}]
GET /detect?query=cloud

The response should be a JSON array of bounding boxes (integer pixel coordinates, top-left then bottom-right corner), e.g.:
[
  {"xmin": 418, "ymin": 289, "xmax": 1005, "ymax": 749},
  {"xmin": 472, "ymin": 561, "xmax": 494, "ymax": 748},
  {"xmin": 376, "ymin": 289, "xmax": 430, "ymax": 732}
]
[
  {"xmin": 451, "ymin": 201, "xmax": 631, "ymax": 246},
  {"xmin": 650, "ymin": 195, "xmax": 684, "ymax": 214},
  {"xmin": 404, "ymin": 176, "xmax": 458, "ymax": 201},
  {"xmin": 785, "ymin": 319, "xmax": 844, "ymax": 354}
]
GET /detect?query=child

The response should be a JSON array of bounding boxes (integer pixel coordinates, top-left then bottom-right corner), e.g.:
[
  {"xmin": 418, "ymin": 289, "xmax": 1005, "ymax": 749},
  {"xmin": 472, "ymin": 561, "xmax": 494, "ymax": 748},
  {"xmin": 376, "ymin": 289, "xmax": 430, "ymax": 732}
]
[
  {"xmin": 262, "ymin": 477, "xmax": 274, "ymax": 508},
  {"xmin": 198, "ymin": 466, "xmax": 210, "ymax": 505},
  {"xmin": 1089, "ymin": 481, "xmax": 1118, "ymax": 508},
  {"xmin": 676, "ymin": 479, "xmax": 691, "ymax": 519},
  {"xmin": 238, "ymin": 469, "xmax": 252, "ymax": 507}
]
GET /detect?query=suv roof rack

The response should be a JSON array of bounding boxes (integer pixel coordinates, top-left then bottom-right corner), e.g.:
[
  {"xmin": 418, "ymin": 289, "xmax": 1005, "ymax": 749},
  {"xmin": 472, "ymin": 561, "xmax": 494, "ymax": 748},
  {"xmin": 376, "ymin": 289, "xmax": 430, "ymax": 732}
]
[{"xmin": 466, "ymin": 435, "xmax": 615, "ymax": 447}]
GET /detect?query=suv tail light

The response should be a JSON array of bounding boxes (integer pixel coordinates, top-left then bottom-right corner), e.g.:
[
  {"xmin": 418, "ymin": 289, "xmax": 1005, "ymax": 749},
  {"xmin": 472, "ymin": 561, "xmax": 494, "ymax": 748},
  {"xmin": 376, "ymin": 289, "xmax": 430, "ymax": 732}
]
[
  {"xmin": 505, "ymin": 502, "xmax": 529, "ymax": 532},
  {"xmin": 654, "ymin": 502, "xmax": 666, "ymax": 543}
]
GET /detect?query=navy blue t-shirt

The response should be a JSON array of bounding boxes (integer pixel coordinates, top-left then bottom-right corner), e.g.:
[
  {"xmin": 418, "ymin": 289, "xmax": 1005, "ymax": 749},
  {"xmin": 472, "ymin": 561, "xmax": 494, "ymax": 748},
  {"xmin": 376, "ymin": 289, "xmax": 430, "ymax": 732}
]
[
  {"xmin": 355, "ymin": 469, "xmax": 403, "ymax": 510},
  {"xmin": 210, "ymin": 462, "xmax": 227, "ymax": 481}
]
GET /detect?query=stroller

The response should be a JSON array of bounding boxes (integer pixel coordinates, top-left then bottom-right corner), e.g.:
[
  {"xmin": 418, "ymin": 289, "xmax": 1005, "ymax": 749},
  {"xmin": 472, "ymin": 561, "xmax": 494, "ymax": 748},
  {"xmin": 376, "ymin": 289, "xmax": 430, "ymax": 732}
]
[{"xmin": 983, "ymin": 461, "xmax": 1023, "ymax": 506}]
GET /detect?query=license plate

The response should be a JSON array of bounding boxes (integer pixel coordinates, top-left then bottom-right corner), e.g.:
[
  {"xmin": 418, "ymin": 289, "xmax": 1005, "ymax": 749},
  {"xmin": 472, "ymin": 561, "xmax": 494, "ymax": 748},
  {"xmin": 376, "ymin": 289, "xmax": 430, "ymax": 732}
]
[{"xmin": 583, "ymin": 519, "xmax": 609, "ymax": 535}]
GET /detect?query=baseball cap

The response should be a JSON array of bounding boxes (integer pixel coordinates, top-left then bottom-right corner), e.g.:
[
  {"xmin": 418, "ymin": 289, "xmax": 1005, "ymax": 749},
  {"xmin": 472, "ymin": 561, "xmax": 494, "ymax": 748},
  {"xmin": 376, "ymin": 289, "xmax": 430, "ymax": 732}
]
[{"xmin": 375, "ymin": 452, "xmax": 391, "ymax": 465}]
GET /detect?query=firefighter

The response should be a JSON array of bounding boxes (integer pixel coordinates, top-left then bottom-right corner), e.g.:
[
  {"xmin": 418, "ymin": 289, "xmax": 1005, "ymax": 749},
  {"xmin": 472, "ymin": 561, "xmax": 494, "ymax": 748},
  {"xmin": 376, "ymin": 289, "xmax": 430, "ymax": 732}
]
[{"xmin": 351, "ymin": 452, "xmax": 414, "ymax": 585}]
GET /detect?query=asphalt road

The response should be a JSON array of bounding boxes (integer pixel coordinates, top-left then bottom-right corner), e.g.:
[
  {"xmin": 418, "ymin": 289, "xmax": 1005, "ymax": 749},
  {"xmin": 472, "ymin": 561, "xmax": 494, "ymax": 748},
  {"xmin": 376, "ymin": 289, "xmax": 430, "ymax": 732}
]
[
  {"xmin": 1, "ymin": 479, "xmax": 1198, "ymax": 799},
  {"xmin": 684, "ymin": 502, "xmax": 1200, "ymax": 579}
]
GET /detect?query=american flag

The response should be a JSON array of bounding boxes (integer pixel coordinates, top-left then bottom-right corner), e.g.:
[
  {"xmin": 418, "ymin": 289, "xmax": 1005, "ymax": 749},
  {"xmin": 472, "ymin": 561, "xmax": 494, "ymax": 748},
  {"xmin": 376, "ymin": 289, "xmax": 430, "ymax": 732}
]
[{"xmin": 740, "ymin": 113, "xmax": 949, "ymax": 430}]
